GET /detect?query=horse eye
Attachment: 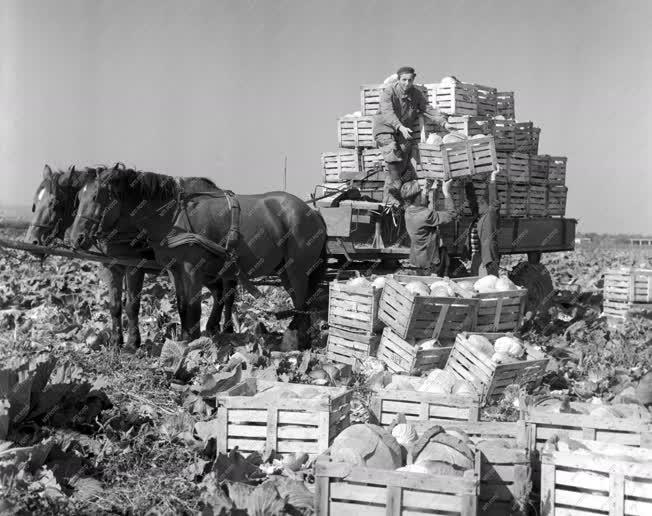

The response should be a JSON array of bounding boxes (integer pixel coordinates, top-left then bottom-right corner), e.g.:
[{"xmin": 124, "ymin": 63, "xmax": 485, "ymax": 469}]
[{"xmin": 32, "ymin": 204, "xmax": 35, "ymax": 213}]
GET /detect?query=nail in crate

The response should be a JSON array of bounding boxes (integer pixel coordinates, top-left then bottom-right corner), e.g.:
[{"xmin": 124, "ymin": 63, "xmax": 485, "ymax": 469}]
[
  {"xmin": 539, "ymin": 438, "xmax": 652, "ymax": 516},
  {"xmin": 378, "ymin": 277, "xmax": 479, "ymax": 342},
  {"xmin": 214, "ymin": 378, "xmax": 352, "ymax": 459},
  {"xmin": 449, "ymin": 277, "xmax": 527, "ymax": 333},
  {"xmin": 446, "ymin": 115, "xmax": 494, "ymax": 137},
  {"xmin": 314, "ymin": 451, "xmax": 481, "ymax": 516},
  {"xmin": 337, "ymin": 115, "xmax": 375, "ymax": 148},
  {"xmin": 370, "ymin": 373, "xmax": 481, "ymax": 425},
  {"xmin": 328, "ymin": 279, "xmax": 384, "ymax": 334},
  {"xmin": 426, "ymin": 81, "xmax": 479, "ymax": 116},
  {"xmin": 376, "ymin": 327, "xmax": 453, "ymax": 375},
  {"xmin": 321, "ymin": 150, "xmax": 363, "ymax": 182},
  {"xmin": 411, "ymin": 420, "xmax": 531, "ymax": 516},
  {"xmin": 360, "ymin": 83, "xmax": 429, "ymax": 116},
  {"xmin": 326, "ymin": 327, "xmax": 380, "ymax": 368},
  {"xmin": 496, "ymin": 91, "xmax": 515, "ymax": 119},
  {"xmin": 546, "ymin": 185, "xmax": 568, "ymax": 217},
  {"xmin": 445, "ymin": 332, "xmax": 549, "ymax": 404},
  {"xmin": 417, "ymin": 135, "xmax": 498, "ymax": 181},
  {"xmin": 603, "ymin": 268, "xmax": 652, "ymax": 304}
]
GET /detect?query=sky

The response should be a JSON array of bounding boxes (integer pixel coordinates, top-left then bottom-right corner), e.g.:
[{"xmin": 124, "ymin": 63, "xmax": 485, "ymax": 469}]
[{"xmin": 1, "ymin": 0, "xmax": 651, "ymax": 234}]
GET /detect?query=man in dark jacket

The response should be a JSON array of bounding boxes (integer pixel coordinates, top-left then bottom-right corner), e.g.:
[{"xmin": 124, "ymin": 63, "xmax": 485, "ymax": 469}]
[
  {"xmin": 465, "ymin": 166, "xmax": 501, "ymax": 276},
  {"xmin": 373, "ymin": 66, "xmax": 450, "ymax": 206},
  {"xmin": 401, "ymin": 178, "xmax": 458, "ymax": 275}
]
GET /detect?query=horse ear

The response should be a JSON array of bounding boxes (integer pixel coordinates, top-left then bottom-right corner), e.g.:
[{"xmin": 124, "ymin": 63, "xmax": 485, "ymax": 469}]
[{"xmin": 43, "ymin": 164, "xmax": 52, "ymax": 179}]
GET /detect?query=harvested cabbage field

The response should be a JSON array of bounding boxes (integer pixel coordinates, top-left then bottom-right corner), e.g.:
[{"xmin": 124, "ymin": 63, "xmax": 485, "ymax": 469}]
[{"xmin": 1, "ymin": 222, "xmax": 652, "ymax": 515}]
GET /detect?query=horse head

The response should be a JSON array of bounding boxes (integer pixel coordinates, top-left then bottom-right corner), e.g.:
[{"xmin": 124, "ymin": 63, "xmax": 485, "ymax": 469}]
[
  {"xmin": 69, "ymin": 165, "xmax": 122, "ymax": 250},
  {"xmin": 25, "ymin": 164, "xmax": 80, "ymax": 246}
]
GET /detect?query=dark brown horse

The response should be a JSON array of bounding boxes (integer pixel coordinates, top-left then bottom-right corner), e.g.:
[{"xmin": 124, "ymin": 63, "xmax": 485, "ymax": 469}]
[
  {"xmin": 26, "ymin": 164, "xmax": 237, "ymax": 349},
  {"xmin": 68, "ymin": 166, "xmax": 328, "ymax": 344}
]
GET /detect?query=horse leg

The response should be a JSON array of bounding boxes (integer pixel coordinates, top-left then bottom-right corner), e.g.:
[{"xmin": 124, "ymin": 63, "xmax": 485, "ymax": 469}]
[
  {"xmin": 204, "ymin": 278, "xmax": 224, "ymax": 336},
  {"xmin": 170, "ymin": 265, "xmax": 203, "ymax": 342},
  {"xmin": 124, "ymin": 266, "xmax": 145, "ymax": 351},
  {"xmin": 278, "ymin": 266, "xmax": 312, "ymax": 349},
  {"xmin": 101, "ymin": 265, "xmax": 125, "ymax": 348},
  {"xmin": 220, "ymin": 278, "xmax": 237, "ymax": 333}
]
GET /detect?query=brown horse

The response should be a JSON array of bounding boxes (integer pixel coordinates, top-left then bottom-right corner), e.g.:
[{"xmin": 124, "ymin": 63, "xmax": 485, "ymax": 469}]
[
  {"xmin": 68, "ymin": 166, "xmax": 328, "ymax": 345},
  {"xmin": 26, "ymin": 164, "xmax": 237, "ymax": 349}
]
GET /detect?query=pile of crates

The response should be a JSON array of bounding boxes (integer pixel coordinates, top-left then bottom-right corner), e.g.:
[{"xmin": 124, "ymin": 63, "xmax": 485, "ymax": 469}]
[{"xmin": 603, "ymin": 267, "xmax": 652, "ymax": 321}]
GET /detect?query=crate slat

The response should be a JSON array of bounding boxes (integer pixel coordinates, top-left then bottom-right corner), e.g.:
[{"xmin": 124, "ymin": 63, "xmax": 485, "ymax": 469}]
[
  {"xmin": 376, "ymin": 327, "xmax": 452, "ymax": 375},
  {"xmin": 338, "ymin": 116, "xmax": 376, "ymax": 149},
  {"xmin": 418, "ymin": 135, "xmax": 498, "ymax": 181}
]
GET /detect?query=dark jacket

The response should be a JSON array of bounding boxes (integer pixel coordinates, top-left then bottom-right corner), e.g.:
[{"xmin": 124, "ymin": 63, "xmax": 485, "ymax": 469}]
[
  {"xmin": 465, "ymin": 179, "xmax": 500, "ymax": 266},
  {"xmin": 373, "ymin": 82, "xmax": 447, "ymax": 139},
  {"xmin": 404, "ymin": 196, "xmax": 457, "ymax": 269}
]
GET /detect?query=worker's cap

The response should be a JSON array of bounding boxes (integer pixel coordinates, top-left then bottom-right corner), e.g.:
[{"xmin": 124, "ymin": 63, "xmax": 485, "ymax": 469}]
[
  {"xmin": 400, "ymin": 180, "xmax": 421, "ymax": 202},
  {"xmin": 396, "ymin": 66, "xmax": 416, "ymax": 77}
]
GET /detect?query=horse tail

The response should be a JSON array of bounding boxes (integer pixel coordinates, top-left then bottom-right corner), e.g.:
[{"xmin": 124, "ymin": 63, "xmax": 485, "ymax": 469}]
[{"xmin": 306, "ymin": 210, "xmax": 329, "ymax": 308}]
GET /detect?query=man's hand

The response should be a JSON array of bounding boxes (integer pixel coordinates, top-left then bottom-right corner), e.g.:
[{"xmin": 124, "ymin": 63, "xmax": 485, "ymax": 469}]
[
  {"xmin": 442, "ymin": 178, "xmax": 453, "ymax": 197},
  {"xmin": 398, "ymin": 125, "xmax": 412, "ymax": 139},
  {"xmin": 490, "ymin": 164, "xmax": 501, "ymax": 182}
]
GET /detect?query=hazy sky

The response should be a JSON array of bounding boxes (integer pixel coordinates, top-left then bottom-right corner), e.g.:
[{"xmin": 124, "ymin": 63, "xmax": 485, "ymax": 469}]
[{"xmin": 1, "ymin": 0, "xmax": 651, "ymax": 233}]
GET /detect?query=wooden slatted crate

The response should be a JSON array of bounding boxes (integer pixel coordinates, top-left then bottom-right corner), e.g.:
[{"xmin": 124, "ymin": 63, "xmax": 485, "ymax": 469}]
[
  {"xmin": 523, "ymin": 400, "xmax": 652, "ymax": 455},
  {"xmin": 546, "ymin": 185, "xmax": 568, "ymax": 217},
  {"xmin": 529, "ymin": 155, "xmax": 550, "ymax": 185},
  {"xmin": 338, "ymin": 115, "xmax": 375, "ymax": 148},
  {"xmin": 496, "ymin": 152, "xmax": 530, "ymax": 183},
  {"xmin": 314, "ymin": 181, "xmax": 385, "ymax": 204},
  {"xmin": 514, "ymin": 122, "xmax": 535, "ymax": 154},
  {"xmin": 326, "ymin": 327, "xmax": 380, "ymax": 368},
  {"xmin": 328, "ymin": 279, "xmax": 383, "ymax": 334},
  {"xmin": 215, "ymin": 378, "xmax": 351, "ymax": 458},
  {"xmin": 530, "ymin": 127, "xmax": 540, "ymax": 155},
  {"xmin": 507, "ymin": 183, "xmax": 529, "ymax": 217},
  {"xmin": 539, "ymin": 438, "xmax": 652, "ymax": 516},
  {"xmin": 450, "ymin": 277, "xmax": 527, "ymax": 332},
  {"xmin": 445, "ymin": 332, "xmax": 549, "ymax": 404},
  {"xmin": 314, "ymin": 452, "xmax": 480, "ymax": 516},
  {"xmin": 604, "ymin": 268, "xmax": 652, "ymax": 304},
  {"xmin": 417, "ymin": 135, "xmax": 498, "ymax": 181},
  {"xmin": 547, "ymin": 156, "xmax": 567, "ymax": 185},
  {"xmin": 474, "ymin": 84, "xmax": 498, "ymax": 117},
  {"xmin": 427, "ymin": 81, "xmax": 479, "ymax": 116},
  {"xmin": 378, "ymin": 278, "xmax": 479, "ymax": 342},
  {"xmin": 371, "ymin": 374, "xmax": 480, "ymax": 425},
  {"xmin": 377, "ymin": 327, "xmax": 453, "ymax": 375},
  {"xmin": 492, "ymin": 118, "xmax": 516, "ymax": 152},
  {"xmin": 496, "ymin": 92, "xmax": 515, "ymax": 119},
  {"xmin": 446, "ymin": 115, "xmax": 494, "ymax": 137},
  {"xmin": 360, "ymin": 148, "xmax": 388, "ymax": 180},
  {"xmin": 412, "ymin": 420, "xmax": 530, "ymax": 516},
  {"xmin": 360, "ymin": 83, "xmax": 430, "ymax": 116},
  {"xmin": 321, "ymin": 150, "xmax": 363, "ymax": 182},
  {"xmin": 528, "ymin": 185, "xmax": 547, "ymax": 217}
]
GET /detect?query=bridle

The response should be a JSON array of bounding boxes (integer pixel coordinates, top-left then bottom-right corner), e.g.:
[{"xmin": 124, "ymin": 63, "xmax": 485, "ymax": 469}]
[{"xmin": 31, "ymin": 176, "xmax": 77, "ymax": 246}]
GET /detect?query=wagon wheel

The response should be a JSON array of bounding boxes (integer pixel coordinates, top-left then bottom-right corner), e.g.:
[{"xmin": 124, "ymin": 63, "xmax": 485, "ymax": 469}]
[{"xmin": 508, "ymin": 261, "xmax": 554, "ymax": 314}]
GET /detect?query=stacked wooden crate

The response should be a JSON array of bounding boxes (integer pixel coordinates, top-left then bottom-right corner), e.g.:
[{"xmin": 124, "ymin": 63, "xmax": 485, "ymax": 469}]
[
  {"xmin": 214, "ymin": 378, "xmax": 352, "ymax": 459},
  {"xmin": 326, "ymin": 278, "xmax": 384, "ymax": 368},
  {"xmin": 603, "ymin": 267, "xmax": 652, "ymax": 320}
]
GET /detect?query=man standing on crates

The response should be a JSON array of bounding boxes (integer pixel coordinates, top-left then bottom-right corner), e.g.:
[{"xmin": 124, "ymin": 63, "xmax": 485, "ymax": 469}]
[{"xmin": 373, "ymin": 66, "xmax": 450, "ymax": 206}]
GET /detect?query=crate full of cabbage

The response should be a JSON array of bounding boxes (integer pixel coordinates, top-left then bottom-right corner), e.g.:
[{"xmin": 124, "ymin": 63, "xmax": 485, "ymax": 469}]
[
  {"xmin": 417, "ymin": 135, "xmax": 498, "ymax": 181},
  {"xmin": 450, "ymin": 275, "xmax": 528, "ymax": 333},
  {"xmin": 314, "ymin": 423, "xmax": 480, "ymax": 515},
  {"xmin": 214, "ymin": 379, "xmax": 351, "ymax": 459},
  {"xmin": 445, "ymin": 332, "xmax": 549, "ymax": 404},
  {"xmin": 539, "ymin": 436, "xmax": 652, "ymax": 516},
  {"xmin": 411, "ymin": 420, "xmax": 531, "ymax": 516},
  {"xmin": 376, "ymin": 327, "xmax": 452, "ymax": 375},
  {"xmin": 378, "ymin": 277, "xmax": 479, "ymax": 342},
  {"xmin": 328, "ymin": 275, "xmax": 385, "ymax": 335},
  {"xmin": 370, "ymin": 371, "xmax": 481, "ymax": 426}
]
